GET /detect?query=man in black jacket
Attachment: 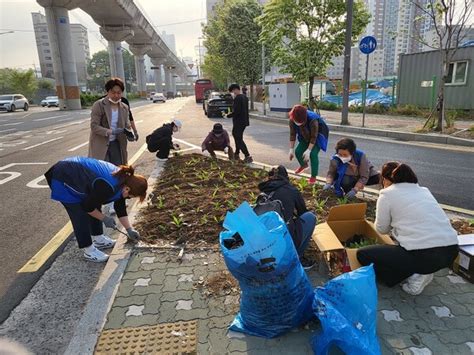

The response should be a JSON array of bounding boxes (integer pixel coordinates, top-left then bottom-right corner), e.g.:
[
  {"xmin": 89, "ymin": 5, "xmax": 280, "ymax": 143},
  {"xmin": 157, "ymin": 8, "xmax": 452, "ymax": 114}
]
[
  {"xmin": 258, "ymin": 165, "xmax": 317, "ymax": 256},
  {"xmin": 226, "ymin": 83, "xmax": 253, "ymax": 163}
]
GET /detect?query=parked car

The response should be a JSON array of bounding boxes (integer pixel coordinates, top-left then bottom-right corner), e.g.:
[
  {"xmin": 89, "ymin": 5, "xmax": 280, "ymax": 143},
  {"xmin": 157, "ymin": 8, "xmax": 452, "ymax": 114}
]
[
  {"xmin": 0, "ymin": 94, "xmax": 29, "ymax": 112},
  {"xmin": 152, "ymin": 93, "xmax": 166, "ymax": 103},
  {"xmin": 166, "ymin": 91, "xmax": 175, "ymax": 99},
  {"xmin": 202, "ymin": 89, "xmax": 215, "ymax": 112},
  {"xmin": 41, "ymin": 96, "xmax": 59, "ymax": 107},
  {"xmin": 148, "ymin": 92, "xmax": 156, "ymax": 100},
  {"xmin": 204, "ymin": 92, "xmax": 233, "ymax": 118}
]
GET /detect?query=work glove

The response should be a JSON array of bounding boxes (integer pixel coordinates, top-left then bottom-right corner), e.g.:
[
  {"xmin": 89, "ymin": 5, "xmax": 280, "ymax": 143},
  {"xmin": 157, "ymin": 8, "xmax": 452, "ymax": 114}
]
[
  {"xmin": 345, "ymin": 188, "xmax": 357, "ymax": 199},
  {"xmin": 133, "ymin": 130, "xmax": 139, "ymax": 141},
  {"xmin": 322, "ymin": 183, "xmax": 333, "ymax": 191},
  {"xmin": 124, "ymin": 128, "xmax": 135, "ymax": 142},
  {"xmin": 302, "ymin": 149, "xmax": 311, "ymax": 162},
  {"xmin": 112, "ymin": 128, "xmax": 124, "ymax": 135},
  {"xmin": 126, "ymin": 227, "xmax": 140, "ymax": 241},
  {"xmin": 224, "ymin": 147, "xmax": 229, "ymax": 154},
  {"xmin": 102, "ymin": 215, "xmax": 117, "ymax": 229},
  {"xmin": 289, "ymin": 148, "xmax": 294, "ymax": 161}
]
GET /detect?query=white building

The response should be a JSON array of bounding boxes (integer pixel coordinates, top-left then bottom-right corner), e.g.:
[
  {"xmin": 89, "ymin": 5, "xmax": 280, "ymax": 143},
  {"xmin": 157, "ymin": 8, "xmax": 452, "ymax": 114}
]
[{"xmin": 32, "ymin": 12, "xmax": 90, "ymax": 87}]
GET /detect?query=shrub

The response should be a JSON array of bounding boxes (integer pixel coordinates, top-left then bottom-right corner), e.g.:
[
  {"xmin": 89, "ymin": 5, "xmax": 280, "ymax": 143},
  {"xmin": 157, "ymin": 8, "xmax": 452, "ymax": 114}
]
[
  {"xmin": 80, "ymin": 93, "xmax": 102, "ymax": 107},
  {"xmin": 316, "ymin": 100, "xmax": 339, "ymax": 111},
  {"xmin": 127, "ymin": 93, "xmax": 141, "ymax": 100},
  {"xmin": 390, "ymin": 104, "xmax": 424, "ymax": 117}
]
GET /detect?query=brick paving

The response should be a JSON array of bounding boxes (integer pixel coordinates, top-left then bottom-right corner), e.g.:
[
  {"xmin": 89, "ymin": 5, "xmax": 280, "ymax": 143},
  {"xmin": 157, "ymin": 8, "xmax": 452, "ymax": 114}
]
[{"xmin": 100, "ymin": 247, "xmax": 474, "ymax": 354}]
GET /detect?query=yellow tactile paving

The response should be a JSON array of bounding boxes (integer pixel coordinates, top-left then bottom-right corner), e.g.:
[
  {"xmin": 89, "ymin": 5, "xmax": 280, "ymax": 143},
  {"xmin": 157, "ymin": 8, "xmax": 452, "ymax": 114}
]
[{"xmin": 95, "ymin": 321, "xmax": 197, "ymax": 354}]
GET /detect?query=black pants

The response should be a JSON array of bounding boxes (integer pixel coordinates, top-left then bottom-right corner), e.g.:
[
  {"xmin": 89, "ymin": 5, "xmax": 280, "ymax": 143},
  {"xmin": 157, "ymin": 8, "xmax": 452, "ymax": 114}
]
[
  {"xmin": 106, "ymin": 140, "xmax": 123, "ymax": 166},
  {"xmin": 357, "ymin": 244, "xmax": 458, "ymax": 287},
  {"xmin": 62, "ymin": 203, "xmax": 103, "ymax": 248},
  {"xmin": 153, "ymin": 137, "xmax": 172, "ymax": 159},
  {"xmin": 338, "ymin": 173, "xmax": 380, "ymax": 193},
  {"xmin": 232, "ymin": 125, "xmax": 250, "ymax": 157}
]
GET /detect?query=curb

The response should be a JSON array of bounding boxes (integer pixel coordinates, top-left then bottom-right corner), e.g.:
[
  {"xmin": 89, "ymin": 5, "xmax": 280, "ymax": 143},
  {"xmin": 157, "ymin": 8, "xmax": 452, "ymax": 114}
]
[
  {"xmin": 64, "ymin": 163, "xmax": 164, "ymax": 355},
  {"xmin": 250, "ymin": 113, "xmax": 474, "ymax": 148}
]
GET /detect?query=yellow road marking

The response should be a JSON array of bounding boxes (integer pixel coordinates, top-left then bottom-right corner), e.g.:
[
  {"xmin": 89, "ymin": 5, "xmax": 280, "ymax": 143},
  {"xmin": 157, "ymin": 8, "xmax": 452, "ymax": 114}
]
[{"xmin": 18, "ymin": 143, "xmax": 148, "ymax": 273}]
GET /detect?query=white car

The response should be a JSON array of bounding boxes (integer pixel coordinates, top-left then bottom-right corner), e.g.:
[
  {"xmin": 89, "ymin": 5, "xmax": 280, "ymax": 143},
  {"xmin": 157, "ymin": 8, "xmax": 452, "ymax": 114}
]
[
  {"xmin": 0, "ymin": 94, "xmax": 29, "ymax": 112},
  {"xmin": 41, "ymin": 96, "xmax": 59, "ymax": 107},
  {"xmin": 152, "ymin": 93, "xmax": 166, "ymax": 103}
]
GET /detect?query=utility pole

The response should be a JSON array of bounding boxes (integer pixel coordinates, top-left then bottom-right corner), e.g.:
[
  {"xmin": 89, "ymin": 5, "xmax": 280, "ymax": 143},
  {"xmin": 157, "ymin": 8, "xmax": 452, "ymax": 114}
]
[
  {"xmin": 341, "ymin": 0, "xmax": 354, "ymax": 125},
  {"xmin": 261, "ymin": 43, "xmax": 266, "ymax": 116}
]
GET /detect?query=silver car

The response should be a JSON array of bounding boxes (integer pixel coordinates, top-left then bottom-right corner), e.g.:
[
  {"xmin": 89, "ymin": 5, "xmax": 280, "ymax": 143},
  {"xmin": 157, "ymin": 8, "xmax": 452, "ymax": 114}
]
[
  {"xmin": 0, "ymin": 94, "xmax": 29, "ymax": 112},
  {"xmin": 41, "ymin": 96, "xmax": 59, "ymax": 107}
]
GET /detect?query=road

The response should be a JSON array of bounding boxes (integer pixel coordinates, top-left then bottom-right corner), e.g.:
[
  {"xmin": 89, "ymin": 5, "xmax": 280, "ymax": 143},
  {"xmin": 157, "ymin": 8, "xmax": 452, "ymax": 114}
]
[
  {"xmin": 0, "ymin": 97, "xmax": 473, "ymax": 353},
  {"xmin": 0, "ymin": 99, "xmax": 187, "ymax": 323}
]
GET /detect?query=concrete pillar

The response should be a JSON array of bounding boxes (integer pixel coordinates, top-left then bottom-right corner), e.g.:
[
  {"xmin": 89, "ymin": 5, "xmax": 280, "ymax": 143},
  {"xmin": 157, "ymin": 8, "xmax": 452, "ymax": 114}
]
[
  {"xmin": 99, "ymin": 28, "xmax": 134, "ymax": 83},
  {"xmin": 150, "ymin": 58, "xmax": 164, "ymax": 93},
  {"xmin": 42, "ymin": 6, "xmax": 81, "ymax": 110},
  {"xmin": 171, "ymin": 73, "xmax": 177, "ymax": 95},
  {"xmin": 130, "ymin": 45, "xmax": 151, "ymax": 98},
  {"xmin": 164, "ymin": 67, "xmax": 172, "ymax": 94}
]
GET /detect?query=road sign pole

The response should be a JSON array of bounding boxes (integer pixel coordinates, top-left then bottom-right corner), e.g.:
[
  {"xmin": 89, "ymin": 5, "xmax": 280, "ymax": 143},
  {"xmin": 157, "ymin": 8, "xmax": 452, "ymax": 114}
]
[
  {"xmin": 362, "ymin": 53, "xmax": 369, "ymax": 128},
  {"xmin": 262, "ymin": 43, "xmax": 266, "ymax": 116}
]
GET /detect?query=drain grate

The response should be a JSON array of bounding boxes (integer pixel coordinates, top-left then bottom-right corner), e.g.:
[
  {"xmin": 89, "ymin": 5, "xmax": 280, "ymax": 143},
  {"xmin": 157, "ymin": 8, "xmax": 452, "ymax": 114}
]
[{"xmin": 95, "ymin": 320, "xmax": 197, "ymax": 354}]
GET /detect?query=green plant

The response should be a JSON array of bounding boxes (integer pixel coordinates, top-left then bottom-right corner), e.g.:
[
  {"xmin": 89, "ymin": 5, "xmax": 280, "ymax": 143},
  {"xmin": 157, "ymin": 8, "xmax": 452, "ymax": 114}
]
[
  {"xmin": 170, "ymin": 214, "xmax": 184, "ymax": 228},
  {"xmin": 218, "ymin": 171, "xmax": 225, "ymax": 179},
  {"xmin": 296, "ymin": 178, "xmax": 309, "ymax": 191},
  {"xmin": 315, "ymin": 100, "xmax": 339, "ymax": 111},
  {"xmin": 337, "ymin": 196, "xmax": 349, "ymax": 205},
  {"xmin": 212, "ymin": 201, "xmax": 221, "ymax": 210},
  {"xmin": 314, "ymin": 198, "xmax": 328, "ymax": 214},
  {"xmin": 346, "ymin": 238, "xmax": 377, "ymax": 248},
  {"xmin": 469, "ymin": 219, "xmax": 474, "ymax": 227},
  {"xmin": 248, "ymin": 191, "xmax": 257, "ymax": 201},
  {"xmin": 173, "ymin": 184, "xmax": 180, "ymax": 191},
  {"xmin": 156, "ymin": 195, "xmax": 165, "ymax": 209},
  {"xmin": 227, "ymin": 199, "xmax": 236, "ymax": 210},
  {"xmin": 197, "ymin": 170, "xmax": 210, "ymax": 180},
  {"xmin": 200, "ymin": 215, "xmax": 209, "ymax": 224},
  {"xmin": 311, "ymin": 184, "xmax": 319, "ymax": 198},
  {"xmin": 211, "ymin": 186, "xmax": 219, "ymax": 199}
]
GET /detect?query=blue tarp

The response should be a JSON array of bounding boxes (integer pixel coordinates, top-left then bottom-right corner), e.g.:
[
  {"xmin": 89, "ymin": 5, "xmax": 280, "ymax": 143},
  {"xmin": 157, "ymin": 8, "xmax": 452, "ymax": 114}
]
[{"xmin": 323, "ymin": 89, "xmax": 394, "ymax": 107}]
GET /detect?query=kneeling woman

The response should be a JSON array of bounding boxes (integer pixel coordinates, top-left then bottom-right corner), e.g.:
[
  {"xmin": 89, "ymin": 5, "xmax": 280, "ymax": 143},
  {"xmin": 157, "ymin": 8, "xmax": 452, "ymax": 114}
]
[
  {"xmin": 45, "ymin": 156, "xmax": 147, "ymax": 262},
  {"xmin": 357, "ymin": 162, "xmax": 458, "ymax": 295}
]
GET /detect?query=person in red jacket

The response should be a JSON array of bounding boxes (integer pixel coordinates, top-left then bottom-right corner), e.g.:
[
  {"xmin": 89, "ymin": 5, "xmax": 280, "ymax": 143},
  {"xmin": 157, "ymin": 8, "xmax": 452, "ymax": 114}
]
[{"xmin": 201, "ymin": 123, "xmax": 234, "ymax": 160}]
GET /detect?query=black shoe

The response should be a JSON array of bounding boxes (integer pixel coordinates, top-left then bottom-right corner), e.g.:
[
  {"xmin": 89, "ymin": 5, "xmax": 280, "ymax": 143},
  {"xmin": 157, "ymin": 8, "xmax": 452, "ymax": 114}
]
[{"xmin": 243, "ymin": 156, "xmax": 253, "ymax": 164}]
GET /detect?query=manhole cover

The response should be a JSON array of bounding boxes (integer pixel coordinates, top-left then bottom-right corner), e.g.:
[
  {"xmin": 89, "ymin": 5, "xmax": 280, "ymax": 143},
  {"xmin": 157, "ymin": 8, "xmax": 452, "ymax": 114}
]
[{"xmin": 95, "ymin": 320, "xmax": 197, "ymax": 354}]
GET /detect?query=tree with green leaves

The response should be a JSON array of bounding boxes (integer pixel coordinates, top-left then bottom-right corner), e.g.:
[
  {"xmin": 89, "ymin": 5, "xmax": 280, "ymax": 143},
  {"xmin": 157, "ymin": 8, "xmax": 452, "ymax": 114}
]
[
  {"xmin": 258, "ymin": 0, "xmax": 370, "ymax": 105},
  {"xmin": 203, "ymin": 0, "xmax": 266, "ymax": 109},
  {"xmin": 5, "ymin": 69, "xmax": 38, "ymax": 100},
  {"xmin": 87, "ymin": 49, "xmax": 136, "ymax": 93}
]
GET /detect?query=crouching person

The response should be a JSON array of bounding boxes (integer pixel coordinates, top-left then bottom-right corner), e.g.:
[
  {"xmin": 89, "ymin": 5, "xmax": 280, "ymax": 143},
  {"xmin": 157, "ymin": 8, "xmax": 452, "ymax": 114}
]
[
  {"xmin": 45, "ymin": 157, "xmax": 147, "ymax": 262},
  {"xmin": 357, "ymin": 162, "xmax": 458, "ymax": 295},
  {"xmin": 146, "ymin": 119, "xmax": 182, "ymax": 161},
  {"xmin": 201, "ymin": 123, "xmax": 234, "ymax": 160},
  {"xmin": 258, "ymin": 165, "xmax": 317, "ymax": 256}
]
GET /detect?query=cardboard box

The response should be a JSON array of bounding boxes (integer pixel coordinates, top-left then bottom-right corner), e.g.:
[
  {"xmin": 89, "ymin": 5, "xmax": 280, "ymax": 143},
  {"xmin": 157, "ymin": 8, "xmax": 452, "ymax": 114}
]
[
  {"xmin": 452, "ymin": 235, "xmax": 474, "ymax": 283},
  {"xmin": 312, "ymin": 203, "xmax": 395, "ymax": 274}
]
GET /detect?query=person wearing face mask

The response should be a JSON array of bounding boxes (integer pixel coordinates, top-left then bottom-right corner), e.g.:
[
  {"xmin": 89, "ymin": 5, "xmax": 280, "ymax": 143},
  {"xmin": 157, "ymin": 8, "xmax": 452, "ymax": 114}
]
[
  {"xmin": 201, "ymin": 123, "xmax": 234, "ymax": 160},
  {"xmin": 145, "ymin": 119, "xmax": 182, "ymax": 162},
  {"xmin": 323, "ymin": 138, "xmax": 380, "ymax": 198},
  {"xmin": 357, "ymin": 162, "xmax": 458, "ymax": 295},
  {"xmin": 44, "ymin": 157, "xmax": 147, "ymax": 262},
  {"xmin": 225, "ymin": 83, "xmax": 253, "ymax": 163},
  {"xmin": 289, "ymin": 105, "xmax": 329, "ymax": 184},
  {"xmin": 89, "ymin": 78, "xmax": 134, "ymax": 167}
]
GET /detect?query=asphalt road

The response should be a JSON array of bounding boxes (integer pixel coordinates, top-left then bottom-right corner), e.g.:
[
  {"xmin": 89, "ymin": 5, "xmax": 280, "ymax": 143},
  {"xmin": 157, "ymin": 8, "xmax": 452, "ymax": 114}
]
[{"xmin": 0, "ymin": 99, "xmax": 187, "ymax": 323}]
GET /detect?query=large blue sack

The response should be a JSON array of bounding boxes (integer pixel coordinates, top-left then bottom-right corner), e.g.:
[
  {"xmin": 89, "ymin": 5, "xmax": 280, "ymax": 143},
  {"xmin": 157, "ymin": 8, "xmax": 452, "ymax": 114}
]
[
  {"xmin": 220, "ymin": 202, "xmax": 313, "ymax": 338},
  {"xmin": 312, "ymin": 265, "xmax": 381, "ymax": 355}
]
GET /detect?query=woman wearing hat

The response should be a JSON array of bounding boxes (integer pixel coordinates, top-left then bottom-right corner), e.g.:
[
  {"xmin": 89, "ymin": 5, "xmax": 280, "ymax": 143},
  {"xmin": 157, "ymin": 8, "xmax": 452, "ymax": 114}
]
[
  {"xmin": 145, "ymin": 119, "xmax": 182, "ymax": 161},
  {"xmin": 201, "ymin": 123, "xmax": 234, "ymax": 160},
  {"xmin": 288, "ymin": 105, "xmax": 329, "ymax": 184}
]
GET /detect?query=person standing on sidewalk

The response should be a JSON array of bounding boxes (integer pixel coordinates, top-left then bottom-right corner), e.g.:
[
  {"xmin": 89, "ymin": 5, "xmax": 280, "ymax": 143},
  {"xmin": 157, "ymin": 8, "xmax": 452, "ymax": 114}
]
[
  {"xmin": 289, "ymin": 105, "xmax": 329, "ymax": 184},
  {"xmin": 323, "ymin": 138, "xmax": 380, "ymax": 198},
  {"xmin": 45, "ymin": 157, "xmax": 147, "ymax": 262},
  {"xmin": 201, "ymin": 123, "xmax": 234, "ymax": 160},
  {"xmin": 357, "ymin": 162, "xmax": 458, "ymax": 295},
  {"xmin": 226, "ymin": 83, "xmax": 253, "ymax": 163},
  {"xmin": 257, "ymin": 165, "xmax": 317, "ymax": 257}
]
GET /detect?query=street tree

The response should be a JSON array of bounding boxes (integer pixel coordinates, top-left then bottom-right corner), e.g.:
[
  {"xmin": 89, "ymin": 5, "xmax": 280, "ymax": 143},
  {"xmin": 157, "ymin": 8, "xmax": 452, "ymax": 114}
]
[
  {"xmin": 9, "ymin": 69, "xmax": 38, "ymax": 100},
  {"xmin": 257, "ymin": 0, "xmax": 369, "ymax": 107},
  {"xmin": 203, "ymin": 0, "xmax": 266, "ymax": 109},
  {"xmin": 410, "ymin": 0, "xmax": 473, "ymax": 131},
  {"xmin": 87, "ymin": 49, "xmax": 136, "ymax": 93}
]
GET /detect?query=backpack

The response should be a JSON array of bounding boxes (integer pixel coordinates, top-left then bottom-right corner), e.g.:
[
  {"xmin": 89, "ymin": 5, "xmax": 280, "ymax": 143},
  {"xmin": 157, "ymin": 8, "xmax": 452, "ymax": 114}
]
[{"xmin": 253, "ymin": 191, "xmax": 285, "ymax": 220}]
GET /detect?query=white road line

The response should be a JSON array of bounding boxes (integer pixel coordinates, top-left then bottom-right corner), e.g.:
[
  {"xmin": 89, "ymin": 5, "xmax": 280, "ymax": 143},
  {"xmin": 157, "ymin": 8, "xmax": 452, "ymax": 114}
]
[
  {"xmin": 0, "ymin": 129, "xmax": 16, "ymax": 133},
  {"xmin": 135, "ymin": 120, "xmax": 144, "ymax": 123},
  {"xmin": 21, "ymin": 112, "xmax": 33, "ymax": 119},
  {"xmin": 1, "ymin": 122, "xmax": 24, "ymax": 126},
  {"xmin": 68, "ymin": 141, "xmax": 88, "ymax": 152},
  {"xmin": 33, "ymin": 114, "xmax": 69, "ymax": 122},
  {"xmin": 22, "ymin": 137, "xmax": 63, "ymax": 151}
]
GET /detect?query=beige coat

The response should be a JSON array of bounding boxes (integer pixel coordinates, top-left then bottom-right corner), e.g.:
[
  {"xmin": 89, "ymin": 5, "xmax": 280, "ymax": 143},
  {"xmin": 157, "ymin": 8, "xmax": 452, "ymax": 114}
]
[{"xmin": 88, "ymin": 98, "xmax": 131, "ymax": 163}]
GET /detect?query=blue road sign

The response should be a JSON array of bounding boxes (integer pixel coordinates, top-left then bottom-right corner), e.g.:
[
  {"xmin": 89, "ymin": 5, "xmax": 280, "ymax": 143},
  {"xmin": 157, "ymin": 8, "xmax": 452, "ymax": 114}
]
[{"xmin": 359, "ymin": 36, "xmax": 377, "ymax": 55}]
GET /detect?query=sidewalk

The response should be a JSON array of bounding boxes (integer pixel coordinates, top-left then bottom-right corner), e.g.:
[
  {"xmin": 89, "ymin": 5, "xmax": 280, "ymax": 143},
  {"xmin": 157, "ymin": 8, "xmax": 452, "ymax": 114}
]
[{"xmin": 251, "ymin": 102, "xmax": 474, "ymax": 147}]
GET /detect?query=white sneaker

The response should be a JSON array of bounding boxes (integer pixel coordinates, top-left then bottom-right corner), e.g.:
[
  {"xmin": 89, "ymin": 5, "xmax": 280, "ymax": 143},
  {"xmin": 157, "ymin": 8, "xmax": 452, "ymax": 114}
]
[
  {"xmin": 402, "ymin": 273, "xmax": 434, "ymax": 295},
  {"xmin": 92, "ymin": 234, "xmax": 116, "ymax": 249},
  {"xmin": 83, "ymin": 246, "xmax": 109, "ymax": 262},
  {"xmin": 157, "ymin": 157, "xmax": 168, "ymax": 162}
]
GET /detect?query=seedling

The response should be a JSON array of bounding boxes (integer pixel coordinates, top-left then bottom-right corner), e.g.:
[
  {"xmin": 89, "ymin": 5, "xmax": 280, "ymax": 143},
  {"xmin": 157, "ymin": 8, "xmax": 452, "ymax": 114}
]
[
  {"xmin": 314, "ymin": 198, "xmax": 328, "ymax": 214},
  {"xmin": 227, "ymin": 199, "xmax": 236, "ymax": 210},
  {"xmin": 469, "ymin": 219, "xmax": 474, "ymax": 227},
  {"xmin": 211, "ymin": 187, "xmax": 219, "ymax": 199},
  {"xmin": 171, "ymin": 214, "xmax": 184, "ymax": 228},
  {"xmin": 248, "ymin": 191, "xmax": 256, "ymax": 201},
  {"xmin": 218, "ymin": 171, "xmax": 225, "ymax": 179},
  {"xmin": 200, "ymin": 215, "xmax": 209, "ymax": 224},
  {"xmin": 173, "ymin": 184, "xmax": 180, "ymax": 191},
  {"xmin": 212, "ymin": 201, "xmax": 221, "ymax": 210},
  {"xmin": 311, "ymin": 184, "xmax": 319, "ymax": 198},
  {"xmin": 156, "ymin": 195, "xmax": 165, "ymax": 209},
  {"xmin": 337, "ymin": 196, "xmax": 349, "ymax": 205},
  {"xmin": 297, "ymin": 178, "xmax": 309, "ymax": 191},
  {"xmin": 197, "ymin": 170, "xmax": 210, "ymax": 180}
]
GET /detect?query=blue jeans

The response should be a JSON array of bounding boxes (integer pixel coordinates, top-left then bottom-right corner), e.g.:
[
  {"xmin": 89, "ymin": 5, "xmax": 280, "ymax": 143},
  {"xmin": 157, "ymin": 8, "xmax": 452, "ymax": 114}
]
[
  {"xmin": 296, "ymin": 212, "xmax": 317, "ymax": 255},
  {"xmin": 62, "ymin": 202, "xmax": 103, "ymax": 249}
]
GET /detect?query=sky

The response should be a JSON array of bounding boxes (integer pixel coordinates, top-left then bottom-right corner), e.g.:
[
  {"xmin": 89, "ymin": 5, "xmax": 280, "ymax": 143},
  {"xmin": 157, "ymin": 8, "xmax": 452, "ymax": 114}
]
[{"xmin": 0, "ymin": 0, "xmax": 206, "ymax": 69}]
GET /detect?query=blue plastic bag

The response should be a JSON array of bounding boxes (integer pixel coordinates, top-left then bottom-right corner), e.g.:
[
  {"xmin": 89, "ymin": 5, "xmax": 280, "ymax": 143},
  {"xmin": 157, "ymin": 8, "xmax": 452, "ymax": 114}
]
[
  {"xmin": 312, "ymin": 265, "xmax": 381, "ymax": 355},
  {"xmin": 220, "ymin": 202, "xmax": 314, "ymax": 338}
]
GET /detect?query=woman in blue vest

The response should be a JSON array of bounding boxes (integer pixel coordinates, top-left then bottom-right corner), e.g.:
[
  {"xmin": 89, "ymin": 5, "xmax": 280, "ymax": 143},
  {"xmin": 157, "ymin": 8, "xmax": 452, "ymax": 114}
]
[
  {"xmin": 288, "ymin": 105, "xmax": 328, "ymax": 184},
  {"xmin": 323, "ymin": 138, "xmax": 380, "ymax": 198},
  {"xmin": 44, "ymin": 157, "xmax": 147, "ymax": 262}
]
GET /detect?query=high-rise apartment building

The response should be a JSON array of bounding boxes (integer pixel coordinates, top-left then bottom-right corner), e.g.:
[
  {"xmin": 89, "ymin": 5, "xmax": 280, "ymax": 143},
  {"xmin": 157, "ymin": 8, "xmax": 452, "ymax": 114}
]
[{"xmin": 32, "ymin": 12, "xmax": 90, "ymax": 86}]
